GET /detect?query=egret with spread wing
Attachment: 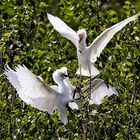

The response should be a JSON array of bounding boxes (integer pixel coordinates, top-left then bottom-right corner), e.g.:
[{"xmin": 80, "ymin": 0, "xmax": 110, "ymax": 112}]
[
  {"xmin": 5, "ymin": 65, "xmax": 78, "ymax": 124},
  {"xmin": 47, "ymin": 13, "xmax": 140, "ymax": 77}
]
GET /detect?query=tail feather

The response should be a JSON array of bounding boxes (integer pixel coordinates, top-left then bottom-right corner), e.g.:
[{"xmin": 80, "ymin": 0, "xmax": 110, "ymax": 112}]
[
  {"xmin": 76, "ymin": 65, "xmax": 100, "ymax": 77},
  {"xmin": 58, "ymin": 109, "xmax": 67, "ymax": 125}
]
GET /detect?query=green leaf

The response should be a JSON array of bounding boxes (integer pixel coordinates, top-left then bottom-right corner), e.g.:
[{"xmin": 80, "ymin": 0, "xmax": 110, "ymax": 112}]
[
  {"xmin": 3, "ymin": 33, "xmax": 10, "ymax": 37},
  {"xmin": 126, "ymin": 61, "xmax": 132, "ymax": 66}
]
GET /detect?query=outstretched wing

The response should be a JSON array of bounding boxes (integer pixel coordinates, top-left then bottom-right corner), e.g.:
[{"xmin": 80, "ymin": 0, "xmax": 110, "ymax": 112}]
[
  {"xmin": 87, "ymin": 13, "xmax": 140, "ymax": 63},
  {"xmin": 5, "ymin": 65, "xmax": 61, "ymax": 114},
  {"xmin": 47, "ymin": 13, "xmax": 79, "ymax": 47},
  {"xmin": 89, "ymin": 78, "xmax": 118, "ymax": 105}
]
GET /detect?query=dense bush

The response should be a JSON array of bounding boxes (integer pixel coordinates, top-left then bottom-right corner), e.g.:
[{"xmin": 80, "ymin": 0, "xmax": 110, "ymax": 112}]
[{"xmin": 0, "ymin": 0, "xmax": 140, "ymax": 139}]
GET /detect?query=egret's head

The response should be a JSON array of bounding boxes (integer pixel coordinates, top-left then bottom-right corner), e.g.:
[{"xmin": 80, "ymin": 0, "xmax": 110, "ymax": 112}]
[
  {"xmin": 60, "ymin": 67, "xmax": 68, "ymax": 75},
  {"xmin": 77, "ymin": 29, "xmax": 87, "ymax": 43},
  {"xmin": 53, "ymin": 67, "xmax": 69, "ymax": 84}
]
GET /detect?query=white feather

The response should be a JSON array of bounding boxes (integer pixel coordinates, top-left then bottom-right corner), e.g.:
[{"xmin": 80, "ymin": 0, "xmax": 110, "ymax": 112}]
[
  {"xmin": 88, "ymin": 78, "xmax": 118, "ymax": 105},
  {"xmin": 47, "ymin": 13, "xmax": 79, "ymax": 47},
  {"xmin": 76, "ymin": 64, "xmax": 100, "ymax": 77},
  {"xmin": 62, "ymin": 73, "xmax": 118, "ymax": 106},
  {"xmin": 87, "ymin": 13, "xmax": 140, "ymax": 63},
  {"xmin": 48, "ymin": 13, "xmax": 140, "ymax": 77},
  {"xmin": 5, "ymin": 65, "xmax": 76, "ymax": 125}
]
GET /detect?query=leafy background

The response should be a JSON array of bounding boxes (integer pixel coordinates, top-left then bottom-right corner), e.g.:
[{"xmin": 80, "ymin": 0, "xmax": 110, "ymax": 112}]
[{"xmin": 0, "ymin": 0, "xmax": 140, "ymax": 139}]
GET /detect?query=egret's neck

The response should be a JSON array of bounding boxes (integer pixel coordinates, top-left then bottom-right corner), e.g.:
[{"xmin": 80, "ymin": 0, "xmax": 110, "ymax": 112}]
[
  {"xmin": 64, "ymin": 77, "xmax": 74, "ymax": 93},
  {"xmin": 78, "ymin": 39, "xmax": 87, "ymax": 50},
  {"xmin": 57, "ymin": 80, "xmax": 69, "ymax": 95}
]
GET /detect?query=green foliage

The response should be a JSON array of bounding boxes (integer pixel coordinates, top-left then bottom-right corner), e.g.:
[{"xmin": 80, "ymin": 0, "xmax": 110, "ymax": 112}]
[{"xmin": 0, "ymin": 0, "xmax": 140, "ymax": 139}]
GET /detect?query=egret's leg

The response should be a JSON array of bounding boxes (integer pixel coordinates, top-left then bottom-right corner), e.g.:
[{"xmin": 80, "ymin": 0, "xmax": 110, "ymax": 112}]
[
  {"xmin": 78, "ymin": 65, "xmax": 83, "ymax": 87},
  {"xmin": 74, "ymin": 65, "xmax": 83, "ymax": 100},
  {"xmin": 79, "ymin": 65, "xmax": 82, "ymax": 82},
  {"xmin": 88, "ymin": 65, "xmax": 92, "ymax": 92},
  {"xmin": 78, "ymin": 65, "xmax": 83, "ymax": 97}
]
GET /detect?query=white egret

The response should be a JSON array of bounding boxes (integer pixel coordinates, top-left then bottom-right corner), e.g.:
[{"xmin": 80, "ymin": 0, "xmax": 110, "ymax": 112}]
[
  {"xmin": 5, "ymin": 65, "xmax": 78, "ymax": 125},
  {"xmin": 47, "ymin": 13, "xmax": 140, "ymax": 77},
  {"xmin": 60, "ymin": 69, "xmax": 118, "ymax": 105}
]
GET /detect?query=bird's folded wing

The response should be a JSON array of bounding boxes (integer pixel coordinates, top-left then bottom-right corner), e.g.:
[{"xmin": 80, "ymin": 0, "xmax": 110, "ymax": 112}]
[
  {"xmin": 89, "ymin": 80, "xmax": 118, "ymax": 105},
  {"xmin": 5, "ymin": 65, "xmax": 60, "ymax": 114},
  {"xmin": 87, "ymin": 13, "xmax": 140, "ymax": 63},
  {"xmin": 47, "ymin": 13, "xmax": 79, "ymax": 47},
  {"xmin": 83, "ymin": 78, "xmax": 105, "ymax": 92}
]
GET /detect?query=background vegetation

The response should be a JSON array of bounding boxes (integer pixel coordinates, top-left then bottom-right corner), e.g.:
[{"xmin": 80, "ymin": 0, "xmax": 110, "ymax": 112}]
[{"xmin": 0, "ymin": 0, "xmax": 140, "ymax": 139}]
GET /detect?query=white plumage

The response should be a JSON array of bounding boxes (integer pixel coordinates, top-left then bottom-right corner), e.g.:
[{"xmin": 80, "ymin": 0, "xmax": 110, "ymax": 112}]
[
  {"xmin": 5, "ymin": 65, "xmax": 78, "ymax": 124},
  {"xmin": 47, "ymin": 13, "xmax": 140, "ymax": 77},
  {"xmin": 60, "ymin": 67, "xmax": 82, "ymax": 108},
  {"xmin": 58, "ymin": 68, "xmax": 118, "ymax": 105},
  {"xmin": 88, "ymin": 78, "xmax": 118, "ymax": 105}
]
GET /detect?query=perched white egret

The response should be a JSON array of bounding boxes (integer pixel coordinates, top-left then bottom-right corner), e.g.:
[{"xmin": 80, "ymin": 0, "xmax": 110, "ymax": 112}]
[
  {"xmin": 5, "ymin": 65, "xmax": 78, "ymax": 125},
  {"xmin": 47, "ymin": 13, "xmax": 140, "ymax": 77},
  {"xmin": 59, "ymin": 67, "xmax": 118, "ymax": 105}
]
